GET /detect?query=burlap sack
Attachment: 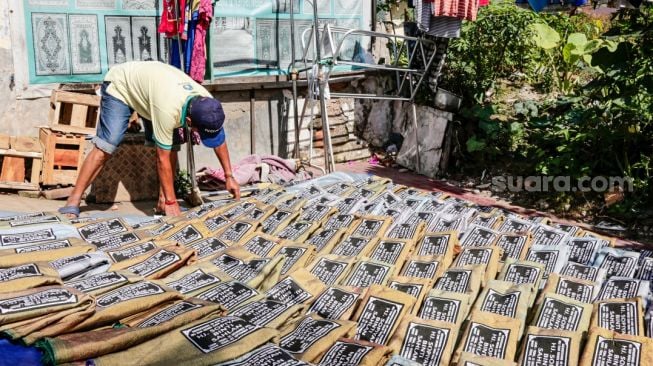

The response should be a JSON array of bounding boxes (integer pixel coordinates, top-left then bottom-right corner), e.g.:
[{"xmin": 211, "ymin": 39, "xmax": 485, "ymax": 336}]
[
  {"xmin": 433, "ymin": 266, "xmax": 483, "ymax": 299},
  {"xmin": 342, "ymin": 258, "xmax": 395, "ymax": 288},
  {"xmin": 217, "ymin": 220, "xmax": 260, "ymax": 245},
  {"xmin": 0, "ymin": 290, "xmax": 94, "ymax": 343},
  {"xmin": 89, "ymin": 231, "xmax": 153, "ymax": 252},
  {"xmin": 387, "ymin": 276, "xmax": 432, "ymax": 315},
  {"xmin": 204, "ymin": 246, "xmax": 260, "ymax": 268},
  {"xmin": 388, "ymin": 315, "xmax": 458, "ymax": 366},
  {"xmin": 241, "ymin": 232, "xmax": 282, "ymax": 257},
  {"xmin": 532, "ymin": 293, "xmax": 593, "ymax": 333},
  {"xmin": 498, "ymin": 216, "xmax": 534, "ymax": 233},
  {"xmin": 385, "ymin": 222, "xmax": 426, "ymax": 244},
  {"xmin": 543, "ymin": 273, "xmax": 599, "ymax": 304},
  {"xmin": 472, "ymin": 280, "xmax": 534, "ymax": 336},
  {"xmin": 473, "ymin": 280, "xmax": 537, "ymax": 323},
  {"xmin": 219, "ymin": 200, "xmax": 261, "ymax": 221},
  {"xmin": 560, "ymin": 262, "xmax": 607, "ymax": 283},
  {"xmin": 129, "ymin": 217, "xmax": 164, "ymax": 230},
  {"xmin": 105, "ymin": 240, "xmax": 172, "ymax": 263},
  {"xmin": 582, "ymin": 230, "xmax": 616, "ymax": 247},
  {"xmin": 0, "ymin": 238, "xmax": 94, "ymax": 268},
  {"xmin": 260, "ymin": 209, "xmax": 300, "ymax": 235},
  {"xmin": 159, "ymin": 221, "xmax": 211, "ymax": 246},
  {"xmin": 525, "ymin": 245, "xmax": 571, "ymax": 286},
  {"xmin": 266, "ymin": 268, "xmax": 326, "ymax": 307},
  {"xmin": 593, "ymin": 247, "xmax": 640, "ymax": 278},
  {"xmin": 323, "ymin": 214, "xmax": 359, "ymax": 231},
  {"xmin": 197, "ymin": 280, "xmax": 264, "ymax": 311},
  {"xmin": 183, "ymin": 237, "xmax": 230, "ymax": 260},
  {"xmin": 38, "ymin": 298, "xmax": 225, "ymax": 365},
  {"xmin": 89, "ymin": 315, "xmax": 278, "ymax": 366},
  {"xmin": 230, "ymin": 256, "xmax": 285, "ymax": 291},
  {"xmin": 496, "ymin": 232, "xmax": 532, "ymax": 263},
  {"xmin": 517, "ymin": 326, "xmax": 582, "ymax": 366},
  {"xmin": 298, "ymin": 204, "xmax": 337, "ymax": 223},
  {"xmin": 214, "ymin": 343, "xmax": 310, "ymax": 366},
  {"xmin": 591, "ymin": 298, "xmax": 645, "ymax": 336},
  {"xmin": 240, "ymin": 205, "xmax": 275, "ymax": 223},
  {"xmin": 579, "ymin": 326, "xmax": 653, "ymax": 366},
  {"xmin": 276, "ymin": 221, "xmax": 322, "ymax": 242},
  {"xmin": 307, "ymin": 285, "xmax": 363, "ymax": 321},
  {"xmin": 459, "ymin": 225, "xmax": 501, "ymax": 247},
  {"xmin": 275, "ymin": 242, "xmax": 317, "ymax": 275},
  {"xmin": 470, "ymin": 213, "xmax": 505, "ymax": 230},
  {"xmin": 64, "ymin": 270, "xmax": 143, "ymax": 296},
  {"xmin": 566, "ymin": 237, "xmax": 606, "ymax": 265},
  {"xmin": 454, "ymin": 311, "xmax": 522, "ymax": 363},
  {"xmin": 400, "ymin": 255, "xmax": 445, "ymax": 280},
  {"xmin": 307, "ymin": 228, "xmax": 348, "ymax": 254},
  {"xmin": 309, "ymin": 255, "xmax": 356, "ymax": 285},
  {"xmin": 367, "ymin": 239, "xmax": 413, "ymax": 268},
  {"xmin": 352, "ymin": 285, "xmax": 416, "ymax": 345},
  {"xmin": 418, "ymin": 289, "xmax": 473, "ymax": 326},
  {"xmin": 453, "ymin": 246, "xmax": 502, "ymax": 286},
  {"xmin": 158, "ymin": 262, "xmax": 233, "ymax": 297},
  {"xmin": 274, "ymin": 195, "xmax": 308, "ymax": 211},
  {"xmin": 49, "ymin": 252, "xmax": 112, "ymax": 281},
  {"xmin": 316, "ymin": 337, "xmax": 392, "ymax": 366},
  {"xmin": 230, "ymin": 299, "xmax": 307, "ymax": 329},
  {"xmin": 0, "ymin": 262, "xmax": 61, "ymax": 293},
  {"xmin": 457, "ymin": 352, "xmax": 517, "ymax": 366},
  {"xmin": 498, "ymin": 259, "xmax": 546, "ymax": 289},
  {"xmin": 414, "ymin": 231, "xmax": 458, "ymax": 268},
  {"xmin": 596, "ymin": 277, "xmax": 650, "ymax": 303},
  {"xmin": 331, "ymin": 236, "xmax": 379, "ymax": 258},
  {"xmin": 184, "ymin": 199, "xmax": 238, "ymax": 220},
  {"xmin": 200, "ymin": 215, "xmax": 231, "ymax": 234},
  {"xmin": 277, "ymin": 313, "xmax": 357, "ymax": 362},
  {"xmin": 66, "ymin": 281, "xmax": 182, "ymax": 333},
  {"xmin": 0, "ymin": 213, "xmax": 69, "ymax": 229},
  {"xmin": 75, "ymin": 218, "xmax": 130, "ymax": 241},
  {"xmin": 0, "ymin": 285, "xmax": 92, "ymax": 326},
  {"xmin": 347, "ymin": 216, "xmax": 392, "ymax": 239},
  {"xmin": 110, "ymin": 245, "xmax": 196, "ymax": 279}
]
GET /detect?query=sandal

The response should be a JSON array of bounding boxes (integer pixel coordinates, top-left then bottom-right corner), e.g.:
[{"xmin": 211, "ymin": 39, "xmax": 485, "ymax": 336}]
[{"xmin": 58, "ymin": 206, "xmax": 81, "ymax": 218}]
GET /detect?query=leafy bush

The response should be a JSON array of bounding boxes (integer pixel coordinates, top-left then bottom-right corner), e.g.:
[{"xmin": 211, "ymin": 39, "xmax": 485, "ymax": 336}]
[{"xmin": 443, "ymin": 4, "xmax": 653, "ymax": 221}]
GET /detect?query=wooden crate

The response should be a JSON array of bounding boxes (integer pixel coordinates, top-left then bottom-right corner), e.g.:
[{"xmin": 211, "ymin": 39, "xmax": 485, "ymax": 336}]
[
  {"xmin": 39, "ymin": 127, "xmax": 87, "ymax": 186},
  {"xmin": 91, "ymin": 134, "xmax": 158, "ymax": 203},
  {"xmin": 49, "ymin": 90, "xmax": 100, "ymax": 135},
  {"xmin": 0, "ymin": 149, "xmax": 42, "ymax": 191}
]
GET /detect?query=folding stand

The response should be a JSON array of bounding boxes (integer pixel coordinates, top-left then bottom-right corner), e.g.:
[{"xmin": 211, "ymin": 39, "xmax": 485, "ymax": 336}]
[{"xmin": 289, "ymin": 1, "xmax": 440, "ymax": 174}]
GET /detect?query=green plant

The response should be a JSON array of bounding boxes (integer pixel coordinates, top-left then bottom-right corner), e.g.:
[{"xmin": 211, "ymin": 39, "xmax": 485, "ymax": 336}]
[{"xmin": 175, "ymin": 170, "xmax": 192, "ymax": 199}]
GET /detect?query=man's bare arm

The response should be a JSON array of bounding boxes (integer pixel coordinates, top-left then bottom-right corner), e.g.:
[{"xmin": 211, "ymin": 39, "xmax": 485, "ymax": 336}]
[{"xmin": 214, "ymin": 142, "xmax": 240, "ymax": 200}]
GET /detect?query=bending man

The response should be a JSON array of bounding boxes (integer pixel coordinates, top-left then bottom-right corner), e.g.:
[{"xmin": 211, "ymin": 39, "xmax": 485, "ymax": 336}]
[{"xmin": 59, "ymin": 61, "xmax": 240, "ymax": 217}]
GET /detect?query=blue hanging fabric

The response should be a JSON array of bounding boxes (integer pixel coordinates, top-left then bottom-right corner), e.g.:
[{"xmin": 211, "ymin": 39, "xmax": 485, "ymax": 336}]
[
  {"xmin": 170, "ymin": 38, "xmax": 183, "ymax": 68},
  {"xmin": 527, "ymin": 0, "xmax": 548, "ymax": 11},
  {"xmin": 184, "ymin": 12, "xmax": 199, "ymax": 74}
]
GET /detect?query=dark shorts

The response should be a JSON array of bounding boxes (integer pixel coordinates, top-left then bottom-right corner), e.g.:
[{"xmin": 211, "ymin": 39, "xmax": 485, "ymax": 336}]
[{"xmin": 93, "ymin": 82, "xmax": 179, "ymax": 153}]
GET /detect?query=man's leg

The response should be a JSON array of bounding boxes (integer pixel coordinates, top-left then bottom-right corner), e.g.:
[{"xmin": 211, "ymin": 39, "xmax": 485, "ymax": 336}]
[
  {"xmin": 144, "ymin": 119, "xmax": 180, "ymax": 213},
  {"xmin": 62, "ymin": 82, "xmax": 132, "ymax": 215}
]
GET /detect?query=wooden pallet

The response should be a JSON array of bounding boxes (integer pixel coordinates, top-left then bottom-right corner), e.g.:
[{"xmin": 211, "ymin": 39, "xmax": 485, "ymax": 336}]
[
  {"xmin": 49, "ymin": 90, "xmax": 100, "ymax": 135},
  {"xmin": 39, "ymin": 127, "xmax": 87, "ymax": 186},
  {"xmin": 0, "ymin": 148, "xmax": 42, "ymax": 191}
]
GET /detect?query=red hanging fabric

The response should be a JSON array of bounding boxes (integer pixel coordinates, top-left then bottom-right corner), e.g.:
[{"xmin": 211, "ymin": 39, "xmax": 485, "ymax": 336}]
[
  {"xmin": 189, "ymin": 0, "xmax": 213, "ymax": 82},
  {"xmin": 158, "ymin": 0, "xmax": 187, "ymax": 37}
]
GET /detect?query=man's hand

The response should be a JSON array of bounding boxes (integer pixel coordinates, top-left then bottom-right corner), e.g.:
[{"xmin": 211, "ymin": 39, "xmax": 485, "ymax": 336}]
[
  {"xmin": 164, "ymin": 202, "xmax": 182, "ymax": 217},
  {"xmin": 226, "ymin": 176, "xmax": 241, "ymax": 200}
]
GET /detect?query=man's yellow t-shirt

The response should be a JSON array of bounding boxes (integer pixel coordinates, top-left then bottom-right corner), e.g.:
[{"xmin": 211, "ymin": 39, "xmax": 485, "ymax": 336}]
[{"xmin": 104, "ymin": 61, "xmax": 211, "ymax": 149}]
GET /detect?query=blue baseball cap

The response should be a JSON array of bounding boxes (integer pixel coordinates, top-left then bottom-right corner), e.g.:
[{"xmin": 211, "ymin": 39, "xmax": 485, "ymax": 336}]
[{"xmin": 189, "ymin": 97, "xmax": 226, "ymax": 148}]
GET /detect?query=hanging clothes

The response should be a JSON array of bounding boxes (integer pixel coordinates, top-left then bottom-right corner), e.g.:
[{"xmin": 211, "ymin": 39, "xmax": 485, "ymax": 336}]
[
  {"xmin": 159, "ymin": 0, "xmax": 187, "ymax": 38},
  {"xmin": 414, "ymin": 0, "xmax": 433, "ymax": 31},
  {"xmin": 426, "ymin": 16, "xmax": 463, "ymax": 38},
  {"xmin": 479, "ymin": 0, "xmax": 490, "ymax": 6},
  {"xmin": 432, "ymin": 0, "xmax": 479, "ymax": 21},
  {"xmin": 189, "ymin": 0, "xmax": 213, "ymax": 82}
]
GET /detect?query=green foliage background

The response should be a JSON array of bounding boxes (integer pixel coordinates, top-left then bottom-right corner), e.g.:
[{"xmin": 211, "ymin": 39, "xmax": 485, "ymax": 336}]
[{"xmin": 438, "ymin": 3, "xmax": 653, "ymax": 222}]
